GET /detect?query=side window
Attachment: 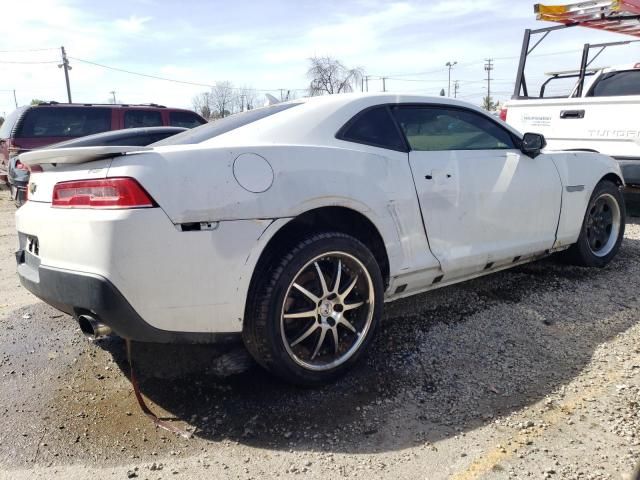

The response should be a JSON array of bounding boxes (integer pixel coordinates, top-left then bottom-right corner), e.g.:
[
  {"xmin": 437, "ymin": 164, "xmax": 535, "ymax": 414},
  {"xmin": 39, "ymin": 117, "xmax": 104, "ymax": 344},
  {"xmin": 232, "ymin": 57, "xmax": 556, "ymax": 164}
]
[
  {"xmin": 391, "ymin": 107, "xmax": 516, "ymax": 151},
  {"xmin": 338, "ymin": 106, "xmax": 406, "ymax": 151},
  {"xmin": 124, "ymin": 110, "xmax": 163, "ymax": 128},
  {"xmin": 589, "ymin": 70, "xmax": 640, "ymax": 97},
  {"xmin": 169, "ymin": 111, "xmax": 206, "ymax": 128}
]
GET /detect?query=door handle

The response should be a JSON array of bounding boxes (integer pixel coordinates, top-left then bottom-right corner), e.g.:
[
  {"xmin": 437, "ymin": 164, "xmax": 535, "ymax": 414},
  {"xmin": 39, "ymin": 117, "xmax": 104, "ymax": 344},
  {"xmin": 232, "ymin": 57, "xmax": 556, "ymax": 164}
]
[
  {"xmin": 425, "ymin": 172, "xmax": 452, "ymax": 180},
  {"xmin": 560, "ymin": 109, "xmax": 585, "ymax": 119}
]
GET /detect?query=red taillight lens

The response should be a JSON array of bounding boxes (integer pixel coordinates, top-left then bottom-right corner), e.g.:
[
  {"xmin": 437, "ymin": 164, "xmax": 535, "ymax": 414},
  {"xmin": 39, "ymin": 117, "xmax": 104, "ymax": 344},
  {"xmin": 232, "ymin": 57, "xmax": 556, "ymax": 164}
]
[
  {"xmin": 52, "ymin": 177, "xmax": 156, "ymax": 209},
  {"xmin": 15, "ymin": 159, "xmax": 28, "ymax": 170},
  {"xmin": 499, "ymin": 107, "xmax": 508, "ymax": 122}
]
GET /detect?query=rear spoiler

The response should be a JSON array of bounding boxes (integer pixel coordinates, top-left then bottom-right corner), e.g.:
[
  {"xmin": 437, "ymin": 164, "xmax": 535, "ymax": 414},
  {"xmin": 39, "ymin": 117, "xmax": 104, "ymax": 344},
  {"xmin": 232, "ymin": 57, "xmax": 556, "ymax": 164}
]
[{"xmin": 18, "ymin": 146, "xmax": 152, "ymax": 167}]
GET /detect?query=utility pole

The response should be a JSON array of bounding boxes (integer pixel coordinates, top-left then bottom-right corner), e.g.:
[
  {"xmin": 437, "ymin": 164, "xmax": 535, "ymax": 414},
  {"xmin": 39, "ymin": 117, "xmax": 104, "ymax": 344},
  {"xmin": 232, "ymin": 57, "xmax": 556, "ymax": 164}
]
[
  {"xmin": 381, "ymin": 77, "xmax": 387, "ymax": 92},
  {"xmin": 446, "ymin": 61, "xmax": 457, "ymax": 97},
  {"xmin": 239, "ymin": 94, "xmax": 246, "ymax": 111},
  {"xmin": 279, "ymin": 89, "xmax": 291, "ymax": 102},
  {"xmin": 110, "ymin": 91, "xmax": 116, "ymax": 104},
  {"xmin": 484, "ymin": 58, "xmax": 494, "ymax": 109},
  {"xmin": 13, "ymin": 89, "xmax": 18, "ymax": 108},
  {"xmin": 59, "ymin": 46, "xmax": 72, "ymax": 103},
  {"xmin": 453, "ymin": 81, "xmax": 460, "ymax": 99},
  {"xmin": 365, "ymin": 75, "xmax": 370, "ymax": 92}
]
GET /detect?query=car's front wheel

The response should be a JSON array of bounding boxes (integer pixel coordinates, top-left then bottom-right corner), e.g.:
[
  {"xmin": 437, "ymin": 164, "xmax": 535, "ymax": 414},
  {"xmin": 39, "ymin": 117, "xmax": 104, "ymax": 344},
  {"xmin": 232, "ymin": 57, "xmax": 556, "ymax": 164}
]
[
  {"xmin": 243, "ymin": 232, "xmax": 384, "ymax": 386},
  {"xmin": 563, "ymin": 179, "xmax": 625, "ymax": 267}
]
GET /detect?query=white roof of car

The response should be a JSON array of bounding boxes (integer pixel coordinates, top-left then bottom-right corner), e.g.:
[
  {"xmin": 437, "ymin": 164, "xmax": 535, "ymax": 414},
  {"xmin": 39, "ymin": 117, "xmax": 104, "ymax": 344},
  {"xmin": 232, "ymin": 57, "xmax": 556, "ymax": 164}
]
[
  {"xmin": 151, "ymin": 93, "xmax": 522, "ymax": 154},
  {"xmin": 232, "ymin": 92, "xmax": 509, "ymax": 140}
]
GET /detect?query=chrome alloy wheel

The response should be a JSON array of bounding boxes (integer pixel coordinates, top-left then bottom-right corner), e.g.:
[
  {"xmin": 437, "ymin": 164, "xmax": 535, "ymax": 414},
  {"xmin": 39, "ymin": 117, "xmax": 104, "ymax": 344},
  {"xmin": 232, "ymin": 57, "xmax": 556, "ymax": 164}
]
[
  {"xmin": 586, "ymin": 193, "xmax": 621, "ymax": 257},
  {"xmin": 280, "ymin": 251, "xmax": 375, "ymax": 371}
]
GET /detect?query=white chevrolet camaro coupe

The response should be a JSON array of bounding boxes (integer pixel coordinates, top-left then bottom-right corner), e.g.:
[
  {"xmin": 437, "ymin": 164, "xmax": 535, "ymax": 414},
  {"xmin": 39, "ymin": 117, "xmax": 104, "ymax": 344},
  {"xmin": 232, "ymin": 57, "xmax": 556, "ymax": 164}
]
[{"xmin": 15, "ymin": 93, "xmax": 626, "ymax": 385}]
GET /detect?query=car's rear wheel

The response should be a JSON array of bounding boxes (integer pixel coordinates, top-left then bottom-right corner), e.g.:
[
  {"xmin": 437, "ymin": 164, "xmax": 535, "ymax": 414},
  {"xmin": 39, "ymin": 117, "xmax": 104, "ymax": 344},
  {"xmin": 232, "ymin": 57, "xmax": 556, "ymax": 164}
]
[
  {"xmin": 563, "ymin": 179, "xmax": 625, "ymax": 267},
  {"xmin": 243, "ymin": 232, "xmax": 383, "ymax": 386}
]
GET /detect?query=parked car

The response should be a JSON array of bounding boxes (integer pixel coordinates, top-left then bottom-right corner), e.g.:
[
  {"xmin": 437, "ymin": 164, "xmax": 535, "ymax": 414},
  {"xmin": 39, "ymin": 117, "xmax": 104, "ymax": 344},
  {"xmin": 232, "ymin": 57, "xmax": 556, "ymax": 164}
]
[
  {"xmin": 0, "ymin": 102, "xmax": 206, "ymax": 183},
  {"xmin": 15, "ymin": 93, "xmax": 626, "ymax": 386},
  {"xmin": 8, "ymin": 126, "xmax": 186, "ymax": 207}
]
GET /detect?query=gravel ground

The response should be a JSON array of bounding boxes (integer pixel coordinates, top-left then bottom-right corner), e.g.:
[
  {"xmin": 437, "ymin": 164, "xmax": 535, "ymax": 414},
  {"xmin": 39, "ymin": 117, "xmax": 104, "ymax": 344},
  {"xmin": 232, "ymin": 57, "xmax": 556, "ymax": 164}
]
[{"xmin": 0, "ymin": 187, "xmax": 639, "ymax": 480}]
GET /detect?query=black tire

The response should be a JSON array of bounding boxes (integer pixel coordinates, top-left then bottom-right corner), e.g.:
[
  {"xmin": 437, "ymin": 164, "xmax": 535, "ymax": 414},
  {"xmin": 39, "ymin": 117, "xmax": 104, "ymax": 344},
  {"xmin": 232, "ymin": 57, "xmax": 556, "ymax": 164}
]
[
  {"xmin": 243, "ymin": 232, "xmax": 384, "ymax": 386},
  {"xmin": 563, "ymin": 180, "xmax": 625, "ymax": 267}
]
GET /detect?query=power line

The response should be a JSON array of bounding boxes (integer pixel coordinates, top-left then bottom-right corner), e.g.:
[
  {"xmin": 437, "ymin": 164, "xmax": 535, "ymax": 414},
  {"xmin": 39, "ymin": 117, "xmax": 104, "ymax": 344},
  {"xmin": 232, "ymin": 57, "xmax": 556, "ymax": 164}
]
[
  {"xmin": 70, "ymin": 57, "xmax": 216, "ymax": 88},
  {"xmin": 0, "ymin": 60, "xmax": 58, "ymax": 64},
  {"xmin": 0, "ymin": 47, "xmax": 57, "ymax": 53},
  {"xmin": 70, "ymin": 56, "xmax": 307, "ymax": 93},
  {"xmin": 374, "ymin": 48, "xmax": 592, "ymax": 80}
]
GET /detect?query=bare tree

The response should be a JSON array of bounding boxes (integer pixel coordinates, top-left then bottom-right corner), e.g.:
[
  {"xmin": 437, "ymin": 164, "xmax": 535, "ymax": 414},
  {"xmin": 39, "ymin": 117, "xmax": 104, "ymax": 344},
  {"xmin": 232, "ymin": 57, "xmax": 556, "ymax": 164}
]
[
  {"xmin": 212, "ymin": 81, "xmax": 236, "ymax": 118},
  {"xmin": 307, "ymin": 56, "xmax": 363, "ymax": 96},
  {"xmin": 235, "ymin": 86, "xmax": 259, "ymax": 112},
  {"xmin": 192, "ymin": 92, "xmax": 212, "ymax": 119}
]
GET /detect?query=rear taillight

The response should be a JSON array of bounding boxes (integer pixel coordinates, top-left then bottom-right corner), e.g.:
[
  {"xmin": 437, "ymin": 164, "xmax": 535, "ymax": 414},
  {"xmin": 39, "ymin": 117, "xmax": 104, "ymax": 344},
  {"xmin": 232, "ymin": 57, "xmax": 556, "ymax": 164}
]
[
  {"xmin": 15, "ymin": 159, "xmax": 28, "ymax": 171},
  {"xmin": 499, "ymin": 107, "xmax": 508, "ymax": 122},
  {"xmin": 52, "ymin": 177, "xmax": 156, "ymax": 209}
]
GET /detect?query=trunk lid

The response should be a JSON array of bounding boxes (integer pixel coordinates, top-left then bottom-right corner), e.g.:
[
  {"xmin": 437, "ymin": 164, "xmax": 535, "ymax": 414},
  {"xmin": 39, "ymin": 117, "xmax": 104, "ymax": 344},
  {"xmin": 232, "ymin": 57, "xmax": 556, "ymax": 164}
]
[{"xmin": 20, "ymin": 146, "xmax": 151, "ymax": 203}]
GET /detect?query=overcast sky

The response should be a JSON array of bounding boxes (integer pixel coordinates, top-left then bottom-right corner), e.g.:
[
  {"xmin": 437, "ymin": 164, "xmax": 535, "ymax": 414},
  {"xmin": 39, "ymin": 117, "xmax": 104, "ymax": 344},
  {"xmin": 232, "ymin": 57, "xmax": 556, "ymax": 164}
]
[{"xmin": 1, "ymin": 0, "xmax": 638, "ymax": 116}]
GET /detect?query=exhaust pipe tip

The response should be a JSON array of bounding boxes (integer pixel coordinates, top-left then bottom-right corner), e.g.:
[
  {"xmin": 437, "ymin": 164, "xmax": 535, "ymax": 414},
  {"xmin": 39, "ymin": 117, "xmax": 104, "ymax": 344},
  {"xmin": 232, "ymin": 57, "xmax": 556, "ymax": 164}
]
[{"xmin": 77, "ymin": 314, "xmax": 112, "ymax": 341}]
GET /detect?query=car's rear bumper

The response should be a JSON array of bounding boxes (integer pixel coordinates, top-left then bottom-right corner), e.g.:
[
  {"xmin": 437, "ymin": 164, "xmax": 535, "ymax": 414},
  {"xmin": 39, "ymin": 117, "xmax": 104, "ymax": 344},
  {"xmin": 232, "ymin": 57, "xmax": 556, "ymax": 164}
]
[
  {"xmin": 15, "ymin": 201, "xmax": 282, "ymax": 341},
  {"xmin": 15, "ymin": 254, "xmax": 240, "ymax": 343}
]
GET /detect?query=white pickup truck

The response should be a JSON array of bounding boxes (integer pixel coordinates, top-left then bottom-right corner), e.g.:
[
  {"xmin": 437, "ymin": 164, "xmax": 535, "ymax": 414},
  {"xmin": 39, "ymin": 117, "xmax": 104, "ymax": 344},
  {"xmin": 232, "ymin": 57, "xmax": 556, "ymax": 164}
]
[
  {"xmin": 503, "ymin": 0, "xmax": 640, "ymax": 189},
  {"xmin": 503, "ymin": 63, "xmax": 640, "ymax": 187}
]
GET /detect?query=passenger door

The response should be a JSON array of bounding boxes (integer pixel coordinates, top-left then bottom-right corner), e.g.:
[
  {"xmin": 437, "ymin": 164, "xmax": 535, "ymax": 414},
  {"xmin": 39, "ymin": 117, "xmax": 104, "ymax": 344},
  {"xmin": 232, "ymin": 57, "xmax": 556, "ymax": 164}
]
[{"xmin": 392, "ymin": 105, "xmax": 562, "ymax": 278}]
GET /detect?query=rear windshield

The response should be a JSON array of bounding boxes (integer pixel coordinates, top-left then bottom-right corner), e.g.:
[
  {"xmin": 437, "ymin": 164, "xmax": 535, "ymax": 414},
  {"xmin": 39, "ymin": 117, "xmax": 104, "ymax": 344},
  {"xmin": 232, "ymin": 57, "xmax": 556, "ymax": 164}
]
[
  {"xmin": 15, "ymin": 107, "xmax": 111, "ymax": 138},
  {"xmin": 169, "ymin": 111, "xmax": 206, "ymax": 128},
  {"xmin": 152, "ymin": 102, "xmax": 302, "ymax": 146},
  {"xmin": 0, "ymin": 107, "xmax": 26, "ymax": 138},
  {"xmin": 589, "ymin": 70, "xmax": 640, "ymax": 97}
]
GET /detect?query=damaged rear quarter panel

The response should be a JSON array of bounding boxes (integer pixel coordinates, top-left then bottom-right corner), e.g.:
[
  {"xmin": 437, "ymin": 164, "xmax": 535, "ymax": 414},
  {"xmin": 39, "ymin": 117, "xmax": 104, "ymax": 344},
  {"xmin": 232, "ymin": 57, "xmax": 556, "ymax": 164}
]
[{"xmin": 108, "ymin": 143, "xmax": 422, "ymax": 276}]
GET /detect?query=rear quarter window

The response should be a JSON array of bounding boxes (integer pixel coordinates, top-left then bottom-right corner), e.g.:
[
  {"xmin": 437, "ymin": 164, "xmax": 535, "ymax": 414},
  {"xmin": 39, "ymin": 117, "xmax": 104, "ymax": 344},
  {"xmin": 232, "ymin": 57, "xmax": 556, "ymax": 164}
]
[
  {"xmin": 337, "ymin": 106, "xmax": 406, "ymax": 151},
  {"xmin": 15, "ymin": 107, "xmax": 111, "ymax": 138},
  {"xmin": 589, "ymin": 70, "xmax": 640, "ymax": 97},
  {"xmin": 124, "ymin": 110, "xmax": 163, "ymax": 128},
  {"xmin": 0, "ymin": 107, "xmax": 25, "ymax": 138},
  {"xmin": 169, "ymin": 111, "xmax": 206, "ymax": 128}
]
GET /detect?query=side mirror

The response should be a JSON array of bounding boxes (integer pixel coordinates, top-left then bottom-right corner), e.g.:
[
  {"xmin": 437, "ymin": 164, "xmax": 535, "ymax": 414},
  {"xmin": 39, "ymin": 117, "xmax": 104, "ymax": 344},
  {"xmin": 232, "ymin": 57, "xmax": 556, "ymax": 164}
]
[{"xmin": 521, "ymin": 132, "xmax": 547, "ymax": 158}]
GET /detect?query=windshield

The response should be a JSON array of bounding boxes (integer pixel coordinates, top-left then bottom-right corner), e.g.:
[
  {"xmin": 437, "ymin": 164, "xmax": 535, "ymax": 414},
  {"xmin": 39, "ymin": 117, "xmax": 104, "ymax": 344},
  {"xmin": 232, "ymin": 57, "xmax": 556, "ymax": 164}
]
[{"xmin": 151, "ymin": 102, "xmax": 302, "ymax": 146}]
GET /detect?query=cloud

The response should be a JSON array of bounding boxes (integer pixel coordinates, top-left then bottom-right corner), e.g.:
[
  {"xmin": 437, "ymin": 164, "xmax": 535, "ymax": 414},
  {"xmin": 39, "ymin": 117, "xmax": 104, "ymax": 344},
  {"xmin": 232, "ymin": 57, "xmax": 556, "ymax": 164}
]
[
  {"xmin": 114, "ymin": 15, "xmax": 152, "ymax": 34},
  {"xmin": 207, "ymin": 33, "xmax": 256, "ymax": 50},
  {"xmin": 0, "ymin": 0, "xmax": 637, "ymax": 115}
]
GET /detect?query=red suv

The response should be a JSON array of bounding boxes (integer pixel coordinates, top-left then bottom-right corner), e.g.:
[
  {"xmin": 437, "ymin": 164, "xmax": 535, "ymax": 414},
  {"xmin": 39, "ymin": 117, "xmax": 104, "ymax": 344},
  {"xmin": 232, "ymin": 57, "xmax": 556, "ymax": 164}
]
[{"xmin": 0, "ymin": 102, "xmax": 207, "ymax": 181}]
